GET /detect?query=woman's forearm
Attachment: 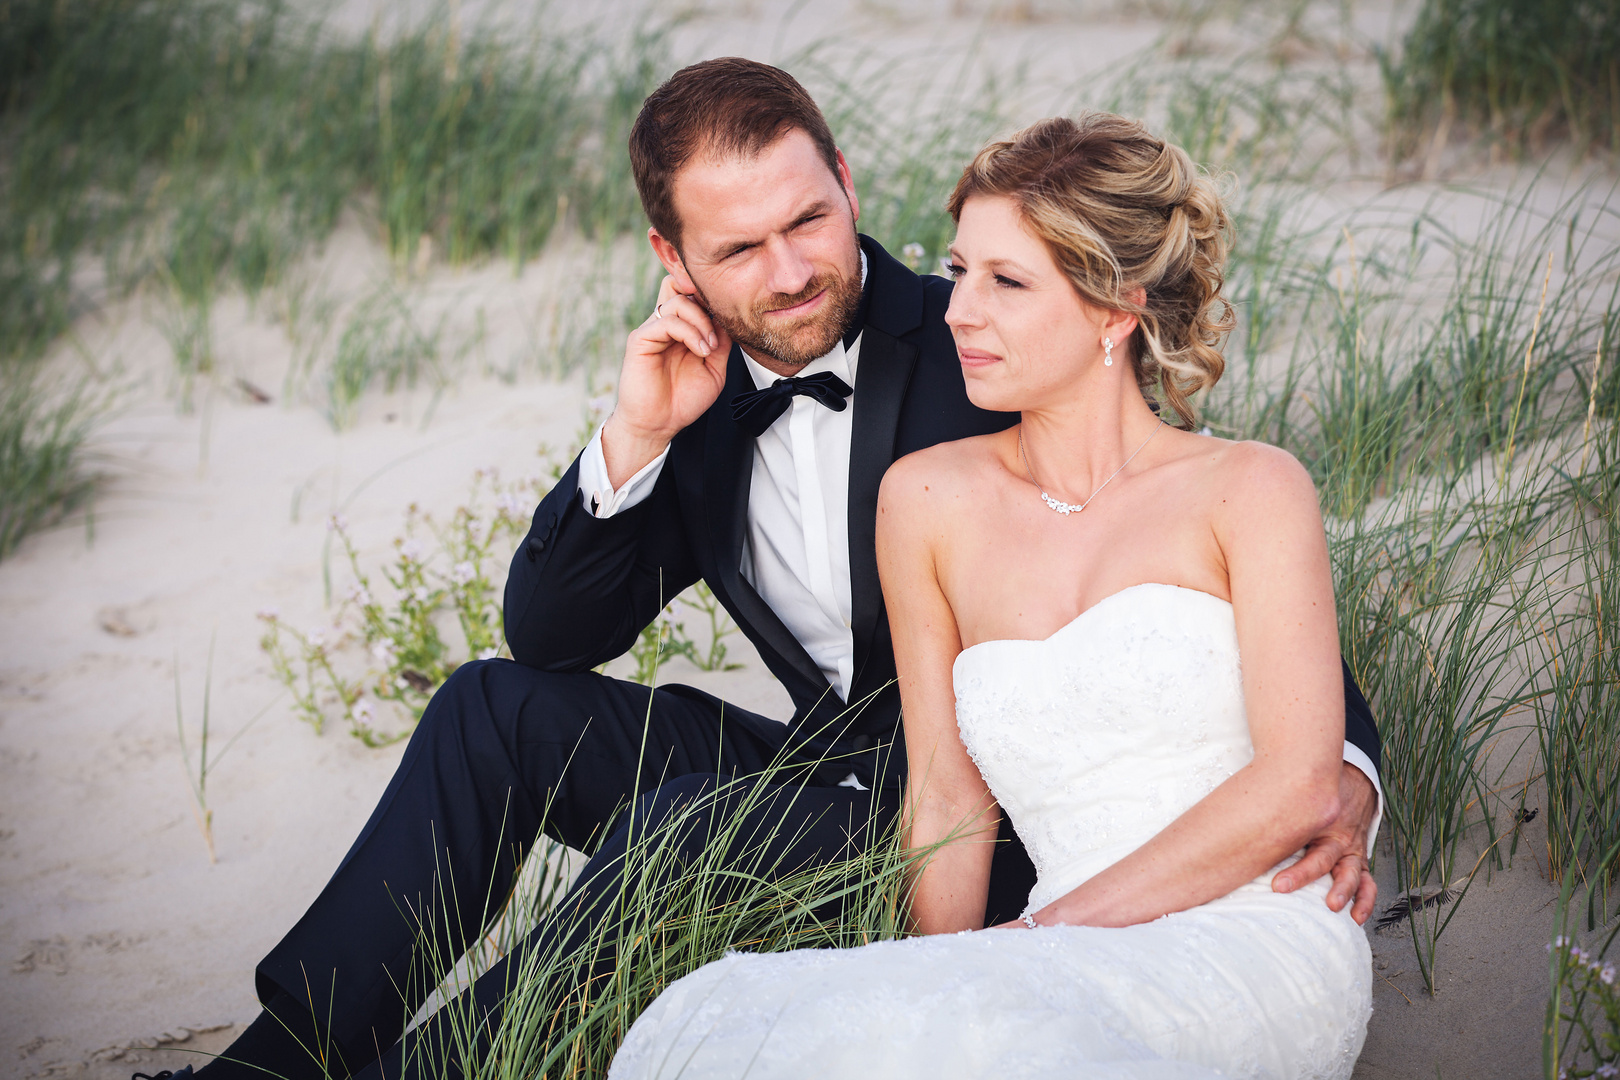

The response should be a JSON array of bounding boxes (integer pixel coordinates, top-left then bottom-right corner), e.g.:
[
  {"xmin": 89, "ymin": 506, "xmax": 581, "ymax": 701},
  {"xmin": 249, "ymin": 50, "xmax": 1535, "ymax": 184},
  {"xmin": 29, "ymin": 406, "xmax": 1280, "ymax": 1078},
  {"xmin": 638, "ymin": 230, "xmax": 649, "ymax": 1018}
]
[
  {"xmin": 1035, "ymin": 760, "xmax": 1340, "ymax": 929},
  {"xmin": 904, "ymin": 794, "xmax": 1000, "ymax": 935}
]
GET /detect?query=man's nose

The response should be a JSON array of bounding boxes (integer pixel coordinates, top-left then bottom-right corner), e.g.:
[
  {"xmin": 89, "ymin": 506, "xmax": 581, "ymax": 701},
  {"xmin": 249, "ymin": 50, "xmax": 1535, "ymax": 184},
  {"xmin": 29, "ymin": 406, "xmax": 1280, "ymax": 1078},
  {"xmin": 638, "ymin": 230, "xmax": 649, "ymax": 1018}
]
[{"xmin": 762, "ymin": 236, "xmax": 816, "ymax": 297}]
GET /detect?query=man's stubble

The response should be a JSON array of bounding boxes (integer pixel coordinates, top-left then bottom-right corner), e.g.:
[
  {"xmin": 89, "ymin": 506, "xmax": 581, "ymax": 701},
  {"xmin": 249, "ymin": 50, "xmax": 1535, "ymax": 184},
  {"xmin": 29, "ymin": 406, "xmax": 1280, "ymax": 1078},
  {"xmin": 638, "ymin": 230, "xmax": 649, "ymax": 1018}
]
[{"xmin": 693, "ymin": 245, "xmax": 863, "ymax": 370}]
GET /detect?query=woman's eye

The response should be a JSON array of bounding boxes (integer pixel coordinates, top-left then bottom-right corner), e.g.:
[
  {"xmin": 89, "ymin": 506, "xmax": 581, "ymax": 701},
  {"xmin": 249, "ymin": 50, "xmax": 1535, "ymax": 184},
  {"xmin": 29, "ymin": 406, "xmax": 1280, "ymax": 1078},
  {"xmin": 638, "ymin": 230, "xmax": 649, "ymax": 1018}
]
[
  {"xmin": 994, "ymin": 274, "xmax": 1025, "ymax": 289},
  {"xmin": 946, "ymin": 262, "xmax": 966, "ymax": 278}
]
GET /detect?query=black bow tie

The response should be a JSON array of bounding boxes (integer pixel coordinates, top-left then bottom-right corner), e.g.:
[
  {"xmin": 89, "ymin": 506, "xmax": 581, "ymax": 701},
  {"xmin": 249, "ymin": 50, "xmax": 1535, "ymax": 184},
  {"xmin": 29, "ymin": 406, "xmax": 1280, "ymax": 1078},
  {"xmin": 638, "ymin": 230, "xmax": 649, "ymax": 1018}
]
[{"xmin": 730, "ymin": 371, "xmax": 854, "ymax": 438}]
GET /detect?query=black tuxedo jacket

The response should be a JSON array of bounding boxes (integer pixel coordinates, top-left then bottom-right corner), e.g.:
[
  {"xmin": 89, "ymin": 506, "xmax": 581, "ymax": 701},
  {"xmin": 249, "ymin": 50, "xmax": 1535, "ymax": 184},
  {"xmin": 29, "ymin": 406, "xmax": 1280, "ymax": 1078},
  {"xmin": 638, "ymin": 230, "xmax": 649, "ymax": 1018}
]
[{"xmin": 504, "ymin": 235, "xmax": 1383, "ymax": 787}]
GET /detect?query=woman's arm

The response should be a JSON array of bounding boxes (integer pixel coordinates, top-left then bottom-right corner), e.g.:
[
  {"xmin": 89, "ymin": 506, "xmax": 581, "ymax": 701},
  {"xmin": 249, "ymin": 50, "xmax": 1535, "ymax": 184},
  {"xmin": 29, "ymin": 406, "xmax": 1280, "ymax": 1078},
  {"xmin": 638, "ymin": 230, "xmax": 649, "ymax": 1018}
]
[
  {"xmin": 878, "ymin": 455, "xmax": 1001, "ymax": 935},
  {"xmin": 1021, "ymin": 442, "xmax": 1345, "ymax": 929}
]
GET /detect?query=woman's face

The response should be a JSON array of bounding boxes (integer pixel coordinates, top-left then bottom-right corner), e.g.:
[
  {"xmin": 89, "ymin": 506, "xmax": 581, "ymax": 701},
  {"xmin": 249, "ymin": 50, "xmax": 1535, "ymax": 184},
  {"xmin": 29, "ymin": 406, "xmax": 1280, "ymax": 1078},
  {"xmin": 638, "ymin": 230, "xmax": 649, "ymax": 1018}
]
[{"xmin": 944, "ymin": 194, "xmax": 1108, "ymax": 414}]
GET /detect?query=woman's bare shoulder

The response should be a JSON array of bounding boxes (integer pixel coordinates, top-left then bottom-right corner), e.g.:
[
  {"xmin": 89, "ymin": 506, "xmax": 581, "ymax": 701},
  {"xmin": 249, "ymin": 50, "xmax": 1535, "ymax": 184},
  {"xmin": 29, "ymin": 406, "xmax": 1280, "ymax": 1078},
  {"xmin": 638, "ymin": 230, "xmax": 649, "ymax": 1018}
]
[
  {"xmin": 1192, "ymin": 437, "xmax": 1321, "ymax": 525},
  {"xmin": 880, "ymin": 432, "xmax": 1007, "ymax": 511}
]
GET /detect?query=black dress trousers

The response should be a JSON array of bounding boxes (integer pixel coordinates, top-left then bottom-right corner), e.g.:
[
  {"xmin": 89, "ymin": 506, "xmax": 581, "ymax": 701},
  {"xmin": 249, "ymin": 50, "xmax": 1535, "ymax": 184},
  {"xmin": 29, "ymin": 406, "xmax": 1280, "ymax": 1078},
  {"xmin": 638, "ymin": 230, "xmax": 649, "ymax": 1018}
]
[{"xmin": 256, "ymin": 658, "xmax": 1039, "ymax": 1076}]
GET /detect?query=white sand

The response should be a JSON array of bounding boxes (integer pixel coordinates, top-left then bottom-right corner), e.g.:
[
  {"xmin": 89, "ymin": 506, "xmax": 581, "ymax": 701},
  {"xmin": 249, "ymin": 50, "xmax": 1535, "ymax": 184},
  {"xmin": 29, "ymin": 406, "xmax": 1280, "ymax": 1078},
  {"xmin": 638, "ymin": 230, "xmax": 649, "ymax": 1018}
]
[{"xmin": 0, "ymin": 1, "xmax": 1572, "ymax": 1076}]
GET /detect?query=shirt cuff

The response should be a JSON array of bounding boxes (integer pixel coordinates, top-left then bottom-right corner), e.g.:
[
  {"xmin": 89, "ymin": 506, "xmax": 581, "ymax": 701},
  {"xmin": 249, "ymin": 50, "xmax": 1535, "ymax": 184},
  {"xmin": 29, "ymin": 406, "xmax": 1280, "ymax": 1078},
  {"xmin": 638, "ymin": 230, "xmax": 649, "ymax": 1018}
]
[
  {"xmin": 576, "ymin": 422, "xmax": 667, "ymax": 518},
  {"xmin": 1342, "ymin": 740, "xmax": 1383, "ymax": 852}
]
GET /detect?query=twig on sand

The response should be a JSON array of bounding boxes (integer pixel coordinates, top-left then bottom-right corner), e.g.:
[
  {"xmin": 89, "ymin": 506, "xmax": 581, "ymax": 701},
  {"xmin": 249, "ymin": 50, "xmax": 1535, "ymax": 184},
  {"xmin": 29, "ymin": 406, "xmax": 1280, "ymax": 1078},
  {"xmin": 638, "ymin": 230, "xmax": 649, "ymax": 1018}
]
[{"xmin": 1378, "ymin": 971, "xmax": 1415, "ymax": 1006}]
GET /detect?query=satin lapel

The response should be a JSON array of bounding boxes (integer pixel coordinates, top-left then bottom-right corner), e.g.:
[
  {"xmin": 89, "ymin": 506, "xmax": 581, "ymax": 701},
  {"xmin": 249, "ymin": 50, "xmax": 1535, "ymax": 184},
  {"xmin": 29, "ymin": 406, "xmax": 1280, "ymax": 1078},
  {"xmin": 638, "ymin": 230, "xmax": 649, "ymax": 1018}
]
[
  {"xmin": 847, "ymin": 325, "xmax": 919, "ymax": 699},
  {"xmin": 704, "ymin": 345, "xmax": 828, "ymax": 702}
]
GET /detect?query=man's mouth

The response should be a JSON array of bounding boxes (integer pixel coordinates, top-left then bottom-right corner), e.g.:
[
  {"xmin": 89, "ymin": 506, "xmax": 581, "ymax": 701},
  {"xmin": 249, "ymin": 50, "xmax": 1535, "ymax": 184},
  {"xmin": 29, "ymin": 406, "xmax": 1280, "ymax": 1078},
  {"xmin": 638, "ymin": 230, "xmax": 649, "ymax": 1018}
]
[{"xmin": 764, "ymin": 289, "xmax": 827, "ymax": 320}]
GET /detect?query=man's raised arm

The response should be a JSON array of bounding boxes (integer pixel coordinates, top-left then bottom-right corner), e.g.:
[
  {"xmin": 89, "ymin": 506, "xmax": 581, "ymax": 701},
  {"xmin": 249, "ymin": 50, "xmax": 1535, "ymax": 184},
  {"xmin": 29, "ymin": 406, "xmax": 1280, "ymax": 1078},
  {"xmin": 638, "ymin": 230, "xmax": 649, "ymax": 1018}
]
[{"xmin": 503, "ymin": 276, "xmax": 732, "ymax": 671}]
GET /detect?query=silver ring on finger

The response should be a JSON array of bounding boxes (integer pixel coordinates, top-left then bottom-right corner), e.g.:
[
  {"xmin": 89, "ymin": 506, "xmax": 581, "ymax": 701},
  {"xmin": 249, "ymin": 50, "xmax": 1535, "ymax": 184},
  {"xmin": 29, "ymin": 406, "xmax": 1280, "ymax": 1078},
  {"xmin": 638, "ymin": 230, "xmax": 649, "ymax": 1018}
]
[{"xmin": 654, "ymin": 301, "xmax": 666, "ymax": 319}]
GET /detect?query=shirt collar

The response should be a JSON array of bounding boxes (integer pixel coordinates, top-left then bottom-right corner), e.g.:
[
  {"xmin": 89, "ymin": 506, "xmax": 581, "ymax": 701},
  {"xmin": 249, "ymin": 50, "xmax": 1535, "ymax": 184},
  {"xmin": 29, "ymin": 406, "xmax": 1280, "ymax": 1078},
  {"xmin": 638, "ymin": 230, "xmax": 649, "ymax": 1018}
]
[{"xmin": 742, "ymin": 249, "xmax": 867, "ymax": 392}]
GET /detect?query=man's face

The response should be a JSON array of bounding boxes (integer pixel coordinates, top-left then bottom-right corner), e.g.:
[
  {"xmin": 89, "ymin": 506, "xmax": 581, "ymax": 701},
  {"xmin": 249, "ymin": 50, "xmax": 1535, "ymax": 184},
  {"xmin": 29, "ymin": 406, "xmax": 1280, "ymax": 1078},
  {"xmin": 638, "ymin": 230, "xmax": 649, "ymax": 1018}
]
[{"xmin": 651, "ymin": 129, "xmax": 863, "ymax": 371}]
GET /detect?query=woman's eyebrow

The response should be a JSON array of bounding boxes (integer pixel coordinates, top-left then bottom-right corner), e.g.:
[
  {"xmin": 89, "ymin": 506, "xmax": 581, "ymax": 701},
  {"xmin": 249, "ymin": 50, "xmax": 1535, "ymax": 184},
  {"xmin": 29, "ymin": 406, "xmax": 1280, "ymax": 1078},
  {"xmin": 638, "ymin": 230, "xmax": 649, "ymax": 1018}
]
[{"xmin": 951, "ymin": 251, "xmax": 1036, "ymax": 277}]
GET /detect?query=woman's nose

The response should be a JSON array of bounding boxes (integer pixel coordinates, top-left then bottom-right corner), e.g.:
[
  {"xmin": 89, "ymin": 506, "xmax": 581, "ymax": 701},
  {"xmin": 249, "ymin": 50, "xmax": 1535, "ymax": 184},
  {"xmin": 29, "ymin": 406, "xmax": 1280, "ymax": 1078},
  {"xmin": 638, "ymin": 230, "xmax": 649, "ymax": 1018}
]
[{"xmin": 944, "ymin": 281, "xmax": 980, "ymax": 329}]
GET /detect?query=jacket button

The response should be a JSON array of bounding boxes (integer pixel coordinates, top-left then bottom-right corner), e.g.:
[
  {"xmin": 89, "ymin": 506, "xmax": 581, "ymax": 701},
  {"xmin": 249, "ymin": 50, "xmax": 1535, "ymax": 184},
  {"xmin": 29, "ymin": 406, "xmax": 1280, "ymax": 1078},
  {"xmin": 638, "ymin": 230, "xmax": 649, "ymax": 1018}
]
[{"xmin": 528, "ymin": 535, "xmax": 546, "ymax": 556}]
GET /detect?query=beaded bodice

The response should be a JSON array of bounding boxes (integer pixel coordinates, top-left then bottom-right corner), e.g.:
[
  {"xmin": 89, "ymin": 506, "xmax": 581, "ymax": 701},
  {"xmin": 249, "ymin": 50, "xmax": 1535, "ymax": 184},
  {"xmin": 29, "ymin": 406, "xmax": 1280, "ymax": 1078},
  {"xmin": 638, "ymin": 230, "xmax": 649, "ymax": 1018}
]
[{"xmin": 952, "ymin": 583, "xmax": 1252, "ymax": 910}]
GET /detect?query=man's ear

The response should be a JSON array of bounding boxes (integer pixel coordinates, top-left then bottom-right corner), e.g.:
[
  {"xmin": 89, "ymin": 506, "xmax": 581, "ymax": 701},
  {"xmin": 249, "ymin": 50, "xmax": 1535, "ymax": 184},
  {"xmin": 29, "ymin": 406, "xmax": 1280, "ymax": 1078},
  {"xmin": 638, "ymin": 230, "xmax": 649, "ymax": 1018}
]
[
  {"xmin": 835, "ymin": 149, "xmax": 860, "ymax": 224},
  {"xmin": 647, "ymin": 227, "xmax": 696, "ymax": 293}
]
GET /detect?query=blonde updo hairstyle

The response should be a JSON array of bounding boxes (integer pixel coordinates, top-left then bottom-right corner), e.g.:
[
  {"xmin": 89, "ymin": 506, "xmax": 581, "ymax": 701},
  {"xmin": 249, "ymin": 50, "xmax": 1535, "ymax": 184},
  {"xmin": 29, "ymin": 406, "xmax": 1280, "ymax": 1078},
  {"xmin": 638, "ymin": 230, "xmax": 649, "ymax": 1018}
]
[{"xmin": 947, "ymin": 113, "xmax": 1234, "ymax": 429}]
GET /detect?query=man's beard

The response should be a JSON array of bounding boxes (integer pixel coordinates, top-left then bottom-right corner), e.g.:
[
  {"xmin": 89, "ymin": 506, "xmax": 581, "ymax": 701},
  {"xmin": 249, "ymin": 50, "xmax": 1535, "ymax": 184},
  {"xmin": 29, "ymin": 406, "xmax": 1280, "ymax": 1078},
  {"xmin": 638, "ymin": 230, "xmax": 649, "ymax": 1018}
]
[{"xmin": 700, "ymin": 266, "xmax": 863, "ymax": 368}]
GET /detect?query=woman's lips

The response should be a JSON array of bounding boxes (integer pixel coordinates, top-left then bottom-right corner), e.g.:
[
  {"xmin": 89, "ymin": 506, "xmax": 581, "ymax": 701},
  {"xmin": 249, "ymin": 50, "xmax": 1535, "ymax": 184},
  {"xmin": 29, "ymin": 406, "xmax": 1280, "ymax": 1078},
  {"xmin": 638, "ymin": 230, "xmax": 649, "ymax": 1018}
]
[{"xmin": 958, "ymin": 349, "xmax": 1002, "ymax": 368}]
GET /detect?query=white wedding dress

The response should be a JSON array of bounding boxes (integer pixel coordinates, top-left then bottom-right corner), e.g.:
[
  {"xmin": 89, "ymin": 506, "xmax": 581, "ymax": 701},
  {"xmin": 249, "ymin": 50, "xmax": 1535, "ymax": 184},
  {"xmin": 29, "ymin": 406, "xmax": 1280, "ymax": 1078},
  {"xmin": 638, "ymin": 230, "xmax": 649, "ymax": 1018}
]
[{"xmin": 608, "ymin": 584, "xmax": 1372, "ymax": 1079}]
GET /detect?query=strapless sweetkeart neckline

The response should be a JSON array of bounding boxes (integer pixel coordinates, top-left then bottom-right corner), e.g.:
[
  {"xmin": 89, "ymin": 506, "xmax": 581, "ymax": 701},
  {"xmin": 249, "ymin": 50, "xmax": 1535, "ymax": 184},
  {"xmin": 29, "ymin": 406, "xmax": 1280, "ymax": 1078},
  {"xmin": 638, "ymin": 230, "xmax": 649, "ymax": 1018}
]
[
  {"xmin": 951, "ymin": 583, "xmax": 1252, "ymax": 913},
  {"xmin": 609, "ymin": 583, "xmax": 1372, "ymax": 1080}
]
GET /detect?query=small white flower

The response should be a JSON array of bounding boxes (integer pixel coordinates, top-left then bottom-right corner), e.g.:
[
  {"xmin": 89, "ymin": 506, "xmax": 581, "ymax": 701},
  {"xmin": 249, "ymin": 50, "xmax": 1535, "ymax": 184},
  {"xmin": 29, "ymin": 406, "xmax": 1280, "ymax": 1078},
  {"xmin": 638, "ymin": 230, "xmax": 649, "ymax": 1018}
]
[
  {"xmin": 1602, "ymin": 963, "xmax": 1616, "ymax": 985},
  {"xmin": 345, "ymin": 584, "xmax": 373, "ymax": 606},
  {"xmin": 400, "ymin": 538, "xmax": 426, "ymax": 562},
  {"xmin": 412, "ymin": 585, "xmax": 431, "ymax": 603},
  {"xmin": 395, "ymin": 676, "xmax": 411, "ymax": 690},
  {"xmin": 450, "ymin": 561, "xmax": 476, "ymax": 585},
  {"xmin": 353, "ymin": 696, "xmax": 375, "ymax": 722},
  {"xmin": 496, "ymin": 492, "xmax": 524, "ymax": 516},
  {"xmin": 371, "ymin": 639, "xmax": 398, "ymax": 665},
  {"xmin": 256, "ymin": 607, "xmax": 280, "ymax": 622},
  {"xmin": 1555, "ymin": 935, "xmax": 1573, "ymax": 949},
  {"xmin": 327, "ymin": 513, "xmax": 349, "ymax": 533},
  {"xmin": 307, "ymin": 631, "xmax": 326, "ymax": 649},
  {"xmin": 1574, "ymin": 946, "xmax": 1590, "ymax": 964},
  {"xmin": 477, "ymin": 646, "xmax": 499, "ymax": 660},
  {"xmin": 1597, "ymin": 1065, "xmax": 1617, "ymax": 1078}
]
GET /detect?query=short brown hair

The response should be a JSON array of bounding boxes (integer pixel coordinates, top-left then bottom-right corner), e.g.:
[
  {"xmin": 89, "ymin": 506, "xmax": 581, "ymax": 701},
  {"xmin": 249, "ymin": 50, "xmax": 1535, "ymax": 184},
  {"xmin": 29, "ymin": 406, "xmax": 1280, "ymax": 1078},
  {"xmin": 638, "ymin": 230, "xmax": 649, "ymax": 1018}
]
[
  {"xmin": 949, "ymin": 114, "xmax": 1234, "ymax": 429},
  {"xmin": 629, "ymin": 58, "xmax": 840, "ymax": 250}
]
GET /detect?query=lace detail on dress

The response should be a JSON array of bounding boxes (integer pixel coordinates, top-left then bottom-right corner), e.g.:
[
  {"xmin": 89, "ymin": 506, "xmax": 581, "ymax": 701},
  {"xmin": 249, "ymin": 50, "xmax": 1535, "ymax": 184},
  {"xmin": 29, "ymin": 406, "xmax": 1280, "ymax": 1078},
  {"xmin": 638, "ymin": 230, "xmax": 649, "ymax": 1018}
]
[
  {"xmin": 609, "ymin": 584, "xmax": 1371, "ymax": 1080},
  {"xmin": 952, "ymin": 585, "xmax": 1249, "ymax": 909}
]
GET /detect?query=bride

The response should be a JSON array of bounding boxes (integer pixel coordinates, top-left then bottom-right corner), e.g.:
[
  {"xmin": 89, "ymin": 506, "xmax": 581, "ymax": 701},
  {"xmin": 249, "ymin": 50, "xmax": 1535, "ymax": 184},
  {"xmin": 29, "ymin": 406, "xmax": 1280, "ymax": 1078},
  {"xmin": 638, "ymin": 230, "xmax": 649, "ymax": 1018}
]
[{"xmin": 608, "ymin": 113, "xmax": 1373, "ymax": 1079}]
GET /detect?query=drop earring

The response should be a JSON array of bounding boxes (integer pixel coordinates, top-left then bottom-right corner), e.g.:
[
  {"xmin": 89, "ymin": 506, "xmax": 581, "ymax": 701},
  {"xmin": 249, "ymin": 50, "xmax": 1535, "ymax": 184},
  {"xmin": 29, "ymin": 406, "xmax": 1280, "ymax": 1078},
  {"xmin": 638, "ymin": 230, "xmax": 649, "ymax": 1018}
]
[{"xmin": 1103, "ymin": 337, "xmax": 1114, "ymax": 367}]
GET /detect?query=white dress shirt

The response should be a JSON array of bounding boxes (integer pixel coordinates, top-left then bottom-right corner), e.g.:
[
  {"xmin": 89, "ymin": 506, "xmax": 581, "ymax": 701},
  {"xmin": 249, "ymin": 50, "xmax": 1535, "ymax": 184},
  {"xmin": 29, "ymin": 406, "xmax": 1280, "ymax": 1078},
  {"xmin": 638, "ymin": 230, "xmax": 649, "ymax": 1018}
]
[
  {"xmin": 578, "ymin": 338, "xmax": 860, "ymax": 702},
  {"xmin": 574, "ymin": 262, "xmax": 1382, "ymax": 844}
]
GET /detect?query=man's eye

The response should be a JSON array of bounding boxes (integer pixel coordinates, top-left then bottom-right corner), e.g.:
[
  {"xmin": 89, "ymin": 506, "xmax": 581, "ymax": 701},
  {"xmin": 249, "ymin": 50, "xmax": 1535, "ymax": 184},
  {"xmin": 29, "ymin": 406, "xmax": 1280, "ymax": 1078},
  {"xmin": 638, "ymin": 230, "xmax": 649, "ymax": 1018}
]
[{"xmin": 794, "ymin": 214, "xmax": 824, "ymax": 229}]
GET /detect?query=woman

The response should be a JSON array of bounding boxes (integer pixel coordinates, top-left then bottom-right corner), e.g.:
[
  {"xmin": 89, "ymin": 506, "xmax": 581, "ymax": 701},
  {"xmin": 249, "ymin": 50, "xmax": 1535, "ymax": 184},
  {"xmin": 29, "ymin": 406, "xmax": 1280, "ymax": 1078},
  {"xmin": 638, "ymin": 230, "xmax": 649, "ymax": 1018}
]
[{"xmin": 608, "ymin": 113, "xmax": 1372, "ymax": 1079}]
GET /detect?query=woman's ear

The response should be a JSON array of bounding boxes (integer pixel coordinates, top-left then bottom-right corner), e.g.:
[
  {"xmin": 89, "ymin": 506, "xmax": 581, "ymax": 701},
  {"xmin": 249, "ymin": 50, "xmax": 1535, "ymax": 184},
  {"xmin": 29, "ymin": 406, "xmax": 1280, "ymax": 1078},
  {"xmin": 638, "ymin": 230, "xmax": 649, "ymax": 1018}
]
[{"xmin": 1103, "ymin": 286, "xmax": 1147, "ymax": 343}]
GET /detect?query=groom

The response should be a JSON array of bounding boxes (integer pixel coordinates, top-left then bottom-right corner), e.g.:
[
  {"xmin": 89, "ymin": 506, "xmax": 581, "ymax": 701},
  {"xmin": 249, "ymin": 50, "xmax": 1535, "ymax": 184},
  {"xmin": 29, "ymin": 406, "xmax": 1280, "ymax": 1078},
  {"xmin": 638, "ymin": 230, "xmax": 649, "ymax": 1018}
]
[{"xmin": 184, "ymin": 58, "xmax": 1383, "ymax": 1080}]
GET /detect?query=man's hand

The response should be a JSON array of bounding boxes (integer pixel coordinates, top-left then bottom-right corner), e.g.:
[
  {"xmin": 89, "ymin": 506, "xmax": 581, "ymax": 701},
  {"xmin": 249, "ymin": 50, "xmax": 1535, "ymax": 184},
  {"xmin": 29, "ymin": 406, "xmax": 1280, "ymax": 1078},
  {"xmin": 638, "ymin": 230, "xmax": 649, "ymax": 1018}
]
[
  {"xmin": 1271, "ymin": 762, "xmax": 1379, "ymax": 924},
  {"xmin": 603, "ymin": 276, "xmax": 733, "ymax": 488}
]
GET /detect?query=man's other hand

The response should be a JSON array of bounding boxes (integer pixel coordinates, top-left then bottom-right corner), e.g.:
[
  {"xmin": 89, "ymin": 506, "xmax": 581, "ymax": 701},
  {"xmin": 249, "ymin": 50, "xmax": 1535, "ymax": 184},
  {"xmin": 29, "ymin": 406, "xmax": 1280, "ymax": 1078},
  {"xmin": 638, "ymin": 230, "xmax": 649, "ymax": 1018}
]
[{"xmin": 1270, "ymin": 762, "xmax": 1378, "ymax": 925}]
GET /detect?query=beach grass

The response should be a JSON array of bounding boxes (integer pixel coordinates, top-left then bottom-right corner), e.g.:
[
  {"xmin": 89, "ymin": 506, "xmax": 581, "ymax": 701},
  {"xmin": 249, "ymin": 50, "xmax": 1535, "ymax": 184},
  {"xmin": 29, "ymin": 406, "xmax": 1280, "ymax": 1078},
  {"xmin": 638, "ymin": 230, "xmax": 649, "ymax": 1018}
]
[
  {"xmin": 0, "ymin": 0, "xmax": 670, "ymax": 368},
  {"xmin": 1378, "ymin": 0, "xmax": 1620, "ymax": 165},
  {"xmin": 0, "ymin": 368, "xmax": 100, "ymax": 559}
]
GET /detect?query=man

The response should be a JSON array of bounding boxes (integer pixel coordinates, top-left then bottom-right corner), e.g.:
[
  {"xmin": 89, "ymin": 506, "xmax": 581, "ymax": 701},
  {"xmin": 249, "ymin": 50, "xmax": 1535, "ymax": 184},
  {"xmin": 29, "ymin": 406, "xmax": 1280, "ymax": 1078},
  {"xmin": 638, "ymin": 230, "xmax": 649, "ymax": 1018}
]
[{"xmin": 171, "ymin": 57, "xmax": 1382, "ymax": 1080}]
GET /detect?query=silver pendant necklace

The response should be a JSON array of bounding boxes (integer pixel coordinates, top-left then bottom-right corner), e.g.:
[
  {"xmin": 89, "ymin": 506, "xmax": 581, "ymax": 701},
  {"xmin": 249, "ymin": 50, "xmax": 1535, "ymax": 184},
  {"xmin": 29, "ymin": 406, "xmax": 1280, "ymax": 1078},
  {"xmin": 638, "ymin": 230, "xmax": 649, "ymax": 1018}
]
[{"xmin": 1019, "ymin": 420, "xmax": 1165, "ymax": 516}]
